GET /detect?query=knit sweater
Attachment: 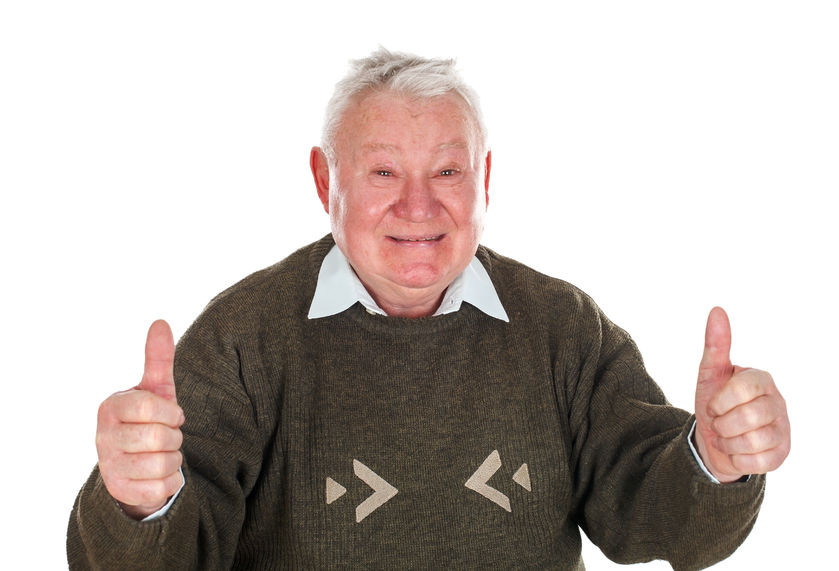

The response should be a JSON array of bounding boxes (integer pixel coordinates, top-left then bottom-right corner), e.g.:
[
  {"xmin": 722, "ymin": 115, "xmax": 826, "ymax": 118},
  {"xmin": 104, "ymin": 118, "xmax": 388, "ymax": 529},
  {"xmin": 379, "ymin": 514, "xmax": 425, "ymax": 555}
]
[{"xmin": 67, "ymin": 235, "xmax": 764, "ymax": 570}]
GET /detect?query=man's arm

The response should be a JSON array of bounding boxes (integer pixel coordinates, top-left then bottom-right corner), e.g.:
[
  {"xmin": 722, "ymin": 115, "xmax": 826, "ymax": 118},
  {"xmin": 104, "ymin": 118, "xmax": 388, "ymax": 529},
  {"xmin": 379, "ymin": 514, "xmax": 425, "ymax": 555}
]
[
  {"xmin": 67, "ymin": 315, "xmax": 263, "ymax": 569},
  {"xmin": 564, "ymin": 301, "xmax": 770, "ymax": 569}
]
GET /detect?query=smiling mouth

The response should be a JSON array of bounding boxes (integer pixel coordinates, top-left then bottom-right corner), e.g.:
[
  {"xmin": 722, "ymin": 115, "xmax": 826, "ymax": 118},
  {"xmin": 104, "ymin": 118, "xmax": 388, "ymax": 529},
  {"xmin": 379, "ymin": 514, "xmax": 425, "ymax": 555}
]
[{"xmin": 388, "ymin": 234, "xmax": 444, "ymax": 243}]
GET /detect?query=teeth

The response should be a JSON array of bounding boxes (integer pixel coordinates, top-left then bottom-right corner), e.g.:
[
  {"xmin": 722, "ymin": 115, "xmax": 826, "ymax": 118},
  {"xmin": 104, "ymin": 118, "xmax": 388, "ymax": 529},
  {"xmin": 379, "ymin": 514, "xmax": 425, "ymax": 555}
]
[{"xmin": 399, "ymin": 236, "xmax": 438, "ymax": 242}]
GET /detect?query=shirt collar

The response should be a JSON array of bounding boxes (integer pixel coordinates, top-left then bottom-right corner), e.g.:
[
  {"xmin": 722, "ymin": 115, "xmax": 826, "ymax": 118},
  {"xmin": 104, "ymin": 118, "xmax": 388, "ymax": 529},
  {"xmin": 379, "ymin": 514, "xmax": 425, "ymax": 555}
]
[{"xmin": 307, "ymin": 245, "xmax": 509, "ymax": 322}]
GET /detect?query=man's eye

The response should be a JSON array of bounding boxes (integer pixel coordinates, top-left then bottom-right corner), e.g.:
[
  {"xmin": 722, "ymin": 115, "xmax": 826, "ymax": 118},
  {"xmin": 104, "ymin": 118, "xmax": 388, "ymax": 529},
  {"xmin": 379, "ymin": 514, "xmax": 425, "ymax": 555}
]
[
  {"xmin": 375, "ymin": 170, "xmax": 393, "ymax": 177},
  {"xmin": 439, "ymin": 169, "xmax": 459, "ymax": 176}
]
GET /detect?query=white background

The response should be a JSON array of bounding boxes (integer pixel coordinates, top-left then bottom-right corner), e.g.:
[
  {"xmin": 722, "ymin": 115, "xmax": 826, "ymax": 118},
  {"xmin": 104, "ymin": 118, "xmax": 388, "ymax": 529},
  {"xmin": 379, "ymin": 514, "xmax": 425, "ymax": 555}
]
[{"xmin": 2, "ymin": 1, "xmax": 836, "ymax": 568}]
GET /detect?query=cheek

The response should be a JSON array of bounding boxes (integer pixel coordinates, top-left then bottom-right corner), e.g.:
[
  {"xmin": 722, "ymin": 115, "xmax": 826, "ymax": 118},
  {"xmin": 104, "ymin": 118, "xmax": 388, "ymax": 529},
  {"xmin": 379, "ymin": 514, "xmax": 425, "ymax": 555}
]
[
  {"xmin": 331, "ymin": 189, "xmax": 393, "ymax": 243},
  {"xmin": 328, "ymin": 191, "xmax": 347, "ymax": 234},
  {"xmin": 451, "ymin": 189, "xmax": 486, "ymax": 231},
  {"xmin": 471, "ymin": 208, "xmax": 486, "ymax": 236},
  {"xmin": 348, "ymin": 191, "xmax": 394, "ymax": 228}
]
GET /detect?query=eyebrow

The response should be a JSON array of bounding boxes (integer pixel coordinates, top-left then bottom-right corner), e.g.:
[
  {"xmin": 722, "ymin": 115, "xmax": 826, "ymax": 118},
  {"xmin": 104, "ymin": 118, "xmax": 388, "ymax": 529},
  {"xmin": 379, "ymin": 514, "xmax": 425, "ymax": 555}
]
[
  {"xmin": 360, "ymin": 143, "xmax": 398, "ymax": 153},
  {"xmin": 438, "ymin": 141, "xmax": 468, "ymax": 151},
  {"xmin": 359, "ymin": 141, "xmax": 468, "ymax": 154}
]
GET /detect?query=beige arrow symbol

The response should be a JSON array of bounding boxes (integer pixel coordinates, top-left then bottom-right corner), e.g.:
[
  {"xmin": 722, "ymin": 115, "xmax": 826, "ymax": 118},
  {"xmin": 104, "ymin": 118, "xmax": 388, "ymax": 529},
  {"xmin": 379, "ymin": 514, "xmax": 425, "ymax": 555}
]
[
  {"xmin": 353, "ymin": 459, "xmax": 398, "ymax": 523},
  {"xmin": 325, "ymin": 477, "xmax": 346, "ymax": 504},
  {"xmin": 465, "ymin": 450, "xmax": 511, "ymax": 512},
  {"xmin": 513, "ymin": 463, "xmax": 531, "ymax": 492}
]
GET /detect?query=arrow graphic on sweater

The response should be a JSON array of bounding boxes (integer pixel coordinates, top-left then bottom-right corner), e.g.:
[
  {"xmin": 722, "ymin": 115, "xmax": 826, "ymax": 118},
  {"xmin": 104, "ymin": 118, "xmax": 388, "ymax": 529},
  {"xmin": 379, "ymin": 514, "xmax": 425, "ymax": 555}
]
[
  {"xmin": 465, "ymin": 450, "xmax": 531, "ymax": 512},
  {"xmin": 352, "ymin": 459, "xmax": 398, "ymax": 522},
  {"xmin": 325, "ymin": 459, "xmax": 399, "ymax": 523}
]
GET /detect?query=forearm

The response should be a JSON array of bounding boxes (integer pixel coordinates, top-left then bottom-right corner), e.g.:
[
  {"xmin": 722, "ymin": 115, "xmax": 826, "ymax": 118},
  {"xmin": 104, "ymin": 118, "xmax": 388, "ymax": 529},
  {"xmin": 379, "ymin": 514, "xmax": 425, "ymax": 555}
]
[
  {"xmin": 577, "ymin": 416, "xmax": 764, "ymax": 569},
  {"xmin": 566, "ymin": 304, "xmax": 765, "ymax": 569},
  {"xmin": 67, "ymin": 465, "xmax": 201, "ymax": 570},
  {"xmin": 635, "ymin": 418, "xmax": 764, "ymax": 569}
]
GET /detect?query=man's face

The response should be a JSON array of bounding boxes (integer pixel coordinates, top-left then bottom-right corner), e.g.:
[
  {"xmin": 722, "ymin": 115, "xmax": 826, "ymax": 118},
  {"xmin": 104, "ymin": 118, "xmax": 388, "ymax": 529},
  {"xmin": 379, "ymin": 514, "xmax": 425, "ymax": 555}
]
[{"xmin": 314, "ymin": 91, "xmax": 490, "ymax": 316}]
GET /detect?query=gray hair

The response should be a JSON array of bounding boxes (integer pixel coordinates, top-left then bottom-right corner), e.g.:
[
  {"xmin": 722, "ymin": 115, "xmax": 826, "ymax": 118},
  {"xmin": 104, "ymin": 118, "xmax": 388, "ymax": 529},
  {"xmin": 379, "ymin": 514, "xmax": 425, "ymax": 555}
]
[{"xmin": 321, "ymin": 47, "xmax": 488, "ymax": 163}]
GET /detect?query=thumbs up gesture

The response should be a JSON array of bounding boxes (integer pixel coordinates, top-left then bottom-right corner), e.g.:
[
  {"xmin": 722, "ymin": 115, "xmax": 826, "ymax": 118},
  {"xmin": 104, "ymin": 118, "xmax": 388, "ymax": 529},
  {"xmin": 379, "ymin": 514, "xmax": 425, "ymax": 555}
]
[
  {"xmin": 95, "ymin": 320, "xmax": 185, "ymax": 519},
  {"xmin": 693, "ymin": 308, "xmax": 790, "ymax": 483}
]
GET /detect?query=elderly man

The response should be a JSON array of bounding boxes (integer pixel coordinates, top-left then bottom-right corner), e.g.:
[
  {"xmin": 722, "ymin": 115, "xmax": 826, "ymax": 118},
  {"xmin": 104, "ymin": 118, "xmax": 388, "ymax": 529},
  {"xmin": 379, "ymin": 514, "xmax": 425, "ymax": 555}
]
[{"xmin": 68, "ymin": 49, "xmax": 790, "ymax": 569}]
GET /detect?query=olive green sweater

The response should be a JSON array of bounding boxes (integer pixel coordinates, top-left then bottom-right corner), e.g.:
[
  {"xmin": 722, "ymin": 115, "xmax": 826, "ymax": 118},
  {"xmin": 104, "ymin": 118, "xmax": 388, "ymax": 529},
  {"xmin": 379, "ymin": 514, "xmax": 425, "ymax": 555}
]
[{"xmin": 68, "ymin": 235, "xmax": 764, "ymax": 569}]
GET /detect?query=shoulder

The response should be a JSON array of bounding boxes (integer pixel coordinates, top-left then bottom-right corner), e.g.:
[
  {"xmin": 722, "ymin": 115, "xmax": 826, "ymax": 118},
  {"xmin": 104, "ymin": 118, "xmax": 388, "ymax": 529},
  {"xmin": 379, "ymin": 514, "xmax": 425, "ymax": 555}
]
[
  {"xmin": 477, "ymin": 245, "xmax": 603, "ymax": 324},
  {"xmin": 189, "ymin": 235, "xmax": 334, "ymax": 335}
]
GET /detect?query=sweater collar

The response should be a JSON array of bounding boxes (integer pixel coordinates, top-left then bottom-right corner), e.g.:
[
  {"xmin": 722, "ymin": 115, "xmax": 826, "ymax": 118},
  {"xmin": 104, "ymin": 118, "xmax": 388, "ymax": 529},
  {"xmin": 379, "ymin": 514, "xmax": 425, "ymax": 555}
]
[{"xmin": 307, "ymin": 245, "xmax": 509, "ymax": 322}]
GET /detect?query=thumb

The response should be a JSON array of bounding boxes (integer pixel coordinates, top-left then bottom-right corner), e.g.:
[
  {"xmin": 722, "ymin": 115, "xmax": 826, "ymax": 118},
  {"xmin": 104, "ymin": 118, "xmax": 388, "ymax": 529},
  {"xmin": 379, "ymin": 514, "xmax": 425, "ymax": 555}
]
[
  {"xmin": 698, "ymin": 306, "xmax": 734, "ymax": 388},
  {"xmin": 139, "ymin": 319, "xmax": 177, "ymax": 402}
]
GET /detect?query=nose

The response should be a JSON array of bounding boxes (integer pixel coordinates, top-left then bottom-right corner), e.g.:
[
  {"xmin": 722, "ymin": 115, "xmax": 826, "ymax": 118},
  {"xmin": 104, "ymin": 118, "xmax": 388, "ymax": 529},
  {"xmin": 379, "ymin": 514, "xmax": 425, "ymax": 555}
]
[{"xmin": 393, "ymin": 176, "xmax": 439, "ymax": 222}]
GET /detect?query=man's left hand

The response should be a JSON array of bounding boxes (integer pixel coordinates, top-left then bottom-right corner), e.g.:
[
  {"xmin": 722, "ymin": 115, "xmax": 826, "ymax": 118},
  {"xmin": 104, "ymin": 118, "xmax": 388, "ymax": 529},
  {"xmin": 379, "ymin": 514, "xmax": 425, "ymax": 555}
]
[{"xmin": 693, "ymin": 307, "xmax": 791, "ymax": 483}]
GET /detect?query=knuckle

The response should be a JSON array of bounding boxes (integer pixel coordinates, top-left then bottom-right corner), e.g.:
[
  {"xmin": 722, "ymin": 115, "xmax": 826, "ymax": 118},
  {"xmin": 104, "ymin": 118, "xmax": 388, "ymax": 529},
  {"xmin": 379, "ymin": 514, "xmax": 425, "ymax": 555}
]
[
  {"xmin": 710, "ymin": 417, "xmax": 725, "ymax": 437},
  {"xmin": 137, "ymin": 394, "xmax": 156, "ymax": 420},
  {"xmin": 119, "ymin": 424, "xmax": 141, "ymax": 452},
  {"xmin": 729, "ymin": 454, "xmax": 746, "ymax": 473},
  {"xmin": 707, "ymin": 400, "xmax": 725, "ymax": 418},
  {"xmin": 126, "ymin": 452, "xmax": 149, "ymax": 477},
  {"xmin": 765, "ymin": 424, "xmax": 784, "ymax": 448},
  {"xmin": 740, "ymin": 406, "xmax": 761, "ymax": 430},
  {"xmin": 114, "ymin": 424, "xmax": 138, "ymax": 452},
  {"xmin": 140, "ymin": 453, "xmax": 165, "ymax": 478},
  {"xmin": 775, "ymin": 393, "xmax": 789, "ymax": 416},
  {"xmin": 97, "ymin": 394, "xmax": 119, "ymax": 423},
  {"xmin": 734, "ymin": 370, "xmax": 764, "ymax": 397},
  {"xmin": 751, "ymin": 450, "xmax": 777, "ymax": 474},
  {"xmin": 145, "ymin": 424, "xmax": 164, "ymax": 450},
  {"xmin": 175, "ymin": 429, "xmax": 184, "ymax": 449},
  {"xmin": 732, "ymin": 453, "xmax": 757, "ymax": 474},
  {"xmin": 715, "ymin": 436, "xmax": 734, "ymax": 455},
  {"xmin": 96, "ymin": 401, "xmax": 109, "ymax": 423},
  {"xmin": 129, "ymin": 424, "xmax": 148, "ymax": 451},
  {"xmin": 156, "ymin": 451, "xmax": 180, "ymax": 477},
  {"xmin": 759, "ymin": 369, "xmax": 775, "ymax": 386},
  {"xmin": 735, "ymin": 381, "xmax": 756, "ymax": 402},
  {"xmin": 753, "ymin": 453, "xmax": 771, "ymax": 473},
  {"xmin": 780, "ymin": 440, "xmax": 792, "ymax": 462},
  {"xmin": 146, "ymin": 425, "xmax": 179, "ymax": 451},
  {"xmin": 743, "ymin": 430, "xmax": 763, "ymax": 451},
  {"xmin": 138, "ymin": 481, "xmax": 167, "ymax": 506},
  {"xmin": 713, "ymin": 414, "xmax": 739, "ymax": 438},
  {"xmin": 154, "ymin": 453, "xmax": 171, "ymax": 476},
  {"xmin": 94, "ymin": 430, "xmax": 113, "ymax": 456}
]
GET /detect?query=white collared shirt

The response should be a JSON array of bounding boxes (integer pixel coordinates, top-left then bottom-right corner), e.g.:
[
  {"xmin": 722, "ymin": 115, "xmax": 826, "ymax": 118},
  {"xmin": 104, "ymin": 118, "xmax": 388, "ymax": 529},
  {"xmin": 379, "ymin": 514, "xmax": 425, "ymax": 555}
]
[{"xmin": 307, "ymin": 245, "xmax": 509, "ymax": 322}]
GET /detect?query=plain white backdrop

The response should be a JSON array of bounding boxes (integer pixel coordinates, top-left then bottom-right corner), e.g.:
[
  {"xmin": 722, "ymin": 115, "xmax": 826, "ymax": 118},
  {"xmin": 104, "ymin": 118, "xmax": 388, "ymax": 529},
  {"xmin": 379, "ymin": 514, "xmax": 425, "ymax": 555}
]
[{"xmin": 2, "ymin": 1, "xmax": 836, "ymax": 568}]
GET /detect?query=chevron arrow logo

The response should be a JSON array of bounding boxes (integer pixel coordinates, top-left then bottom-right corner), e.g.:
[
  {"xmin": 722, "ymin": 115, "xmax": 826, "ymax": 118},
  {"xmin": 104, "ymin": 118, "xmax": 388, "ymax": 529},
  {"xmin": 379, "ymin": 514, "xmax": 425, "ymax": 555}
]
[
  {"xmin": 353, "ymin": 459, "xmax": 398, "ymax": 522},
  {"xmin": 325, "ymin": 460, "xmax": 399, "ymax": 523},
  {"xmin": 465, "ymin": 449, "xmax": 511, "ymax": 512}
]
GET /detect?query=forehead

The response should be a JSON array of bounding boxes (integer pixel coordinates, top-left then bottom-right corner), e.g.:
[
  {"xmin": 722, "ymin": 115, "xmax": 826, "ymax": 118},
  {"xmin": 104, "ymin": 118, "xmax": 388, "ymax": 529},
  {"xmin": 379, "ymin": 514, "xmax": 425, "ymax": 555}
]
[{"xmin": 336, "ymin": 91, "xmax": 478, "ymax": 153}]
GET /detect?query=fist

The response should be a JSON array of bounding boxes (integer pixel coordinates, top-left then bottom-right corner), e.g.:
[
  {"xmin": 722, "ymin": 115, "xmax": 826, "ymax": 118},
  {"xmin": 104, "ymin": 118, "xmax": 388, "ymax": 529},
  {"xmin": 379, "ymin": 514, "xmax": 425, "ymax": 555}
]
[
  {"xmin": 95, "ymin": 320, "xmax": 185, "ymax": 519},
  {"xmin": 694, "ymin": 307, "xmax": 791, "ymax": 483}
]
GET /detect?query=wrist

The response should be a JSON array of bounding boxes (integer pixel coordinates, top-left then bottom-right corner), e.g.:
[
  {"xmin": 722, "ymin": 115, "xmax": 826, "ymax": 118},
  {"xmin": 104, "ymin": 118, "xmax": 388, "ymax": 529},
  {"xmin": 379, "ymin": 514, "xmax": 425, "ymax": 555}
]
[
  {"xmin": 118, "ymin": 500, "xmax": 168, "ymax": 520},
  {"xmin": 692, "ymin": 426, "xmax": 746, "ymax": 484}
]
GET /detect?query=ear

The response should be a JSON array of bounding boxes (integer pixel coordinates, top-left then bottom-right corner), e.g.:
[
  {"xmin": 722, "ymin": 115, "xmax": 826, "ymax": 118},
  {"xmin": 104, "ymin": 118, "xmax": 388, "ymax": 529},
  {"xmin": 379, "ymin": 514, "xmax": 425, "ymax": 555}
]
[
  {"xmin": 310, "ymin": 146, "xmax": 331, "ymax": 214},
  {"xmin": 483, "ymin": 150, "xmax": 492, "ymax": 207}
]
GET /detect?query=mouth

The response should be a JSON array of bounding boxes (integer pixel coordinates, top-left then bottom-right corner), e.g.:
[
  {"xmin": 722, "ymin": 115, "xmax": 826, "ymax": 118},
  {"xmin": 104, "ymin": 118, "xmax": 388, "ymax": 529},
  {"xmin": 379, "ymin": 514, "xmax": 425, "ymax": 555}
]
[{"xmin": 387, "ymin": 234, "xmax": 444, "ymax": 243}]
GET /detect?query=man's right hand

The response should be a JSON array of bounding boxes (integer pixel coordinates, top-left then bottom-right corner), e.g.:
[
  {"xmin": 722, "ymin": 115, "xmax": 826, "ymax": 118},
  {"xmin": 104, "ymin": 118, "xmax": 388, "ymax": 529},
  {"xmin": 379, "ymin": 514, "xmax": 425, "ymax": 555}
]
[{"xmin": 95, "ymin": 320, "xmax": 185, "ymax": 520}]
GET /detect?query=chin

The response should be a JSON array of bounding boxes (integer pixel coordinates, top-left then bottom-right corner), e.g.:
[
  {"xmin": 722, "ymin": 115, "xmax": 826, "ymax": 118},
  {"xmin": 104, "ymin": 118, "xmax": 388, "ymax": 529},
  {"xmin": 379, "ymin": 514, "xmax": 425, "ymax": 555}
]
[{"xmin": 390, "ymin": 264, "xmax": 449, "ymax": 290}]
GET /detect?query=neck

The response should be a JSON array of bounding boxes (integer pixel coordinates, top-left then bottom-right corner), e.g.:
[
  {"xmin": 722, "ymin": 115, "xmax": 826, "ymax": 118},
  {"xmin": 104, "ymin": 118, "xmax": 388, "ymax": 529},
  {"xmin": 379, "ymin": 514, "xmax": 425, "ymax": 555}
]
[
  {"xmin": 364, "ymin": 281, "xmax": 447, "ymax": 318},
  {"xmin": 377, "ymin": 295, "xmax": 445, "ymax": 318}
]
